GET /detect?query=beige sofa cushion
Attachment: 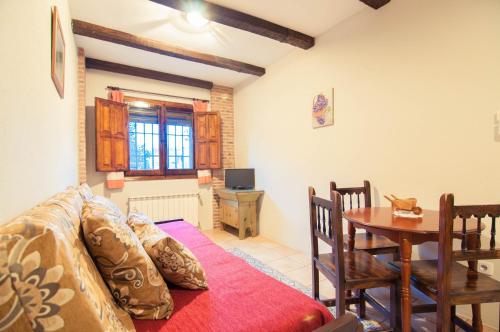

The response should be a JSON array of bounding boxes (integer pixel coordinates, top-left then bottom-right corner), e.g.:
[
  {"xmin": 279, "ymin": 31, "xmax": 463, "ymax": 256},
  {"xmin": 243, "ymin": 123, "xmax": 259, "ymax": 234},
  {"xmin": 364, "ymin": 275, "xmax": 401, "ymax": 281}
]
[
  {"xmin": 85, "ymin": 195, "xmax": 125, "ymax": 221},
  {"xmin": 82, "ymin": 200, "xmax": 174, "ymax": 319},
  {"xmin": 0, "ymin": 197, "xmax": 135, "ymax": 332},
  {"xmin": 128, "ymin": 212, "xmax": 208, "ymax": 290},
  {"xmin": 40, "ymin": 187, "xmax": 84, "ymax": 237},
  {"xmin": 77, "ymin": 183, "xmax": 94, "ymax": 201},
  {"xmin": 0, "ymin": 236, "xmax": 34, "ymax": 332}
]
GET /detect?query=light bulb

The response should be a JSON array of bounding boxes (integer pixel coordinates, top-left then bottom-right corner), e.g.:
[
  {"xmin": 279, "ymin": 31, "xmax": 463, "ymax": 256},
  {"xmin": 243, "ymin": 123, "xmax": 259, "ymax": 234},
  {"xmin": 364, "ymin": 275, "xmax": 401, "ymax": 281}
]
[{"xmin": 186, "ymin": 11, "xmax": 208, "ymax": 28}]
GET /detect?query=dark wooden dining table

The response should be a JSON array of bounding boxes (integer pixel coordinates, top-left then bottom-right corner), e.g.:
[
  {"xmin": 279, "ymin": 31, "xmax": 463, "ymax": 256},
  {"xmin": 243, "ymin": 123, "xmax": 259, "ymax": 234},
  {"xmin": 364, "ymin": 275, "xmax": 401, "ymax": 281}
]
[{"xmin": 343, "ymin": 207, "xmax": 482, "ymax": 332}]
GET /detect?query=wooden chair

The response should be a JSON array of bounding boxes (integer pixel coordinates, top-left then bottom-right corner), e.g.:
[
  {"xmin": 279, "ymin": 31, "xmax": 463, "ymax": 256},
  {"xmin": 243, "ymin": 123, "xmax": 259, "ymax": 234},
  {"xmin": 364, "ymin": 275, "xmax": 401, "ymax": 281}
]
[
  {"xmin": 392, "ymin": 194, "xmax": 500, "ymax": 331},
  {"xmin": 330, "ymin": 180, "xmax": 400, "ymax": 260},
  {"xmin": 309, "ymin": 187, "xmax": 400, "ymax": 330}
]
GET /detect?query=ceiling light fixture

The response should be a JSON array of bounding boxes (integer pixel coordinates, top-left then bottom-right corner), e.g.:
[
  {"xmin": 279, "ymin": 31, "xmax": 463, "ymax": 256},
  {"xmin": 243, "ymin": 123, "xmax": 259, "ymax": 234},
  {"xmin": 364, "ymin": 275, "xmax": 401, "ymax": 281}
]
[{"xmin": 186, "ymin": 11, "xmax": 208, "ymax": 28}]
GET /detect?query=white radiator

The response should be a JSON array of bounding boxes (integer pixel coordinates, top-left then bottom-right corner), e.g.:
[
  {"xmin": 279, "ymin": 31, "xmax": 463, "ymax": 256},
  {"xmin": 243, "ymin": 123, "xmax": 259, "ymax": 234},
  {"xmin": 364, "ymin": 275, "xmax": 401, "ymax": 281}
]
[{"xmin": 128, "ymin": 193, "xmax": 200, "ymax": 226}]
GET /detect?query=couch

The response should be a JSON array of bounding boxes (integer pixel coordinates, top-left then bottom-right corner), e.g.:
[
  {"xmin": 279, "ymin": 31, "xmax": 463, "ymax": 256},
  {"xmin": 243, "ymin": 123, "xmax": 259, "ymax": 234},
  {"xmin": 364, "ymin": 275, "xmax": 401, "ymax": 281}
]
[{"xmin": 0, "ymin": 185, "xmax": 358, "ymax": 332}]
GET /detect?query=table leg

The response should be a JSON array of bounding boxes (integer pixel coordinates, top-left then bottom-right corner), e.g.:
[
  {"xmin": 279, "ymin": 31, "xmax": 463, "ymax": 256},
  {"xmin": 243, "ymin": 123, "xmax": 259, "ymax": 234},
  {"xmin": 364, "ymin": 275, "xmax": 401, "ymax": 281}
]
[
  {"xmin": 347, "ymin": 222, "xmax": 356, "ymax": 251},
  {"xmin": 399, "ymin": 234, "xmax": 413, "ymax": 332}
]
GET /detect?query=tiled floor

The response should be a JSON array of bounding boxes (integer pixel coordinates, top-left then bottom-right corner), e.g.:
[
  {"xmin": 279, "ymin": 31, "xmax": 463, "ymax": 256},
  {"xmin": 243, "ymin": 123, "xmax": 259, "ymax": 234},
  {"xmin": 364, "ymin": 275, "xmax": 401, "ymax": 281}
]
[{"xmin": 202, "ymin": 227, "xmax": 498, "ymax": 332}]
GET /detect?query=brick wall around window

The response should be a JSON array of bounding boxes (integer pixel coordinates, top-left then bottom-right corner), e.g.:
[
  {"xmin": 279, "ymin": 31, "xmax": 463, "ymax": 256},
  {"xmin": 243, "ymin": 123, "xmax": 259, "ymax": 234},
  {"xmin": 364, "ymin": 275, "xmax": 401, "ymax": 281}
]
[
  {"xmin": 77, "ymin": 47, "xmax": 87, "ymax": 184},
  {"xmin": 210, "ymin": 85, "xmax": 234, "ymax": 229}
]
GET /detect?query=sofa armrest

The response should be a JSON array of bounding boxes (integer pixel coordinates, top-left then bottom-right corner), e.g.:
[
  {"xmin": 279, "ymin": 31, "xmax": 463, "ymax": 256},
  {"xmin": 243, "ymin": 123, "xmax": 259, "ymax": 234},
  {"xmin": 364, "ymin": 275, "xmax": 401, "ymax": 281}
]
[{"xmin": 313, "ymin": 313, "xmax": 363, "ymax": 332}]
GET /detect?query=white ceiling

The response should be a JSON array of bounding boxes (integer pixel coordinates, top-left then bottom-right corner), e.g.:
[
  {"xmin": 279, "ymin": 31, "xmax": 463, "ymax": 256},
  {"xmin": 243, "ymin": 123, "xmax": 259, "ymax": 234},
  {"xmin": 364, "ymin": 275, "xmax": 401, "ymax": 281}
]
[{"xmin": 68, "ymin": 0, "xmax": 365, "ymax": 87}]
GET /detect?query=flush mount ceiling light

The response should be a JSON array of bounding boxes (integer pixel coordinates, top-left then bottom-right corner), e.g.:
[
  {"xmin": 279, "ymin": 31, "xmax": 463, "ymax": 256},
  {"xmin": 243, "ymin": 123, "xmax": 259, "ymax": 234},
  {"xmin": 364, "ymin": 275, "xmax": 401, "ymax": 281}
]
[{"xmin": 186, "ymin": 11, "xmax": 208, "ymax": 28}]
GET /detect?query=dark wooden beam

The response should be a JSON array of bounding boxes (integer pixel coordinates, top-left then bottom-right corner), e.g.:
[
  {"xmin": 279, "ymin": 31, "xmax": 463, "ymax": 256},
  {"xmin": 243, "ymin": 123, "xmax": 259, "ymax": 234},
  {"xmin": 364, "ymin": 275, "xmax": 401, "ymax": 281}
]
[
  {"xmin": 359, "ymin": 0, "xmax": 391, "ymax": 9},
  {"xmin": 85, "ymin": 58, "xmax": 214, "ymax": 89},
  {"xmin": 150, "ymin": 0, "xmax": 315, "ymax": 50},
  {"xmin": 73, "ymin": 20, "xmax": 265, "ymax": 76}
]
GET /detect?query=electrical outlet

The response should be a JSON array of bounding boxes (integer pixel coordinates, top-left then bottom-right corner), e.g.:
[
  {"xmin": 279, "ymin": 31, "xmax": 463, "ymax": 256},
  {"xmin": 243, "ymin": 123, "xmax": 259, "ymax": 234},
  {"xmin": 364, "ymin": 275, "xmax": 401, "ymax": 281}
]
[{"xmin": 478, "ymin": 261, "xmax": 494, "ymax": 276}]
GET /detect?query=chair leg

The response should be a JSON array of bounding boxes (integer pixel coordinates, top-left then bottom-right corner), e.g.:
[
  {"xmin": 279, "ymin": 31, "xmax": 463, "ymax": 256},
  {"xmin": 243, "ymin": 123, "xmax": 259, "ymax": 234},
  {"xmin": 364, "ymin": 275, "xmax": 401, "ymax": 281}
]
[
  {"xmin": 357, "ymin": 289, "xmax": 366, "ymax": 319},
  {"xmin": 437, "ymin": 301, "xmax": 452, "ymax": 332},
  {"xmin": 471, "ymin": 304, "xmax": 483, "ymax": 332},
  {"xmin": 346, "ymin": 289, "xmax": 352, "ymax": 310},
  {"xmin": 451, "ymin": 306, "xmax": 456, "ymax": 332},
  {"xmin": 312, "ymin": 263, "xmax": 320, "ymax": 301},
  {"xmin": 390, "ymin": 283, "xmax": 401, "ymax": 331},
  {"xmin": 336, "ymin": 287, "xmax": 346, "ymax": 318},
  {"xmin": 393, "ymin": 249, "xmax": 401, "ymax": 261}
]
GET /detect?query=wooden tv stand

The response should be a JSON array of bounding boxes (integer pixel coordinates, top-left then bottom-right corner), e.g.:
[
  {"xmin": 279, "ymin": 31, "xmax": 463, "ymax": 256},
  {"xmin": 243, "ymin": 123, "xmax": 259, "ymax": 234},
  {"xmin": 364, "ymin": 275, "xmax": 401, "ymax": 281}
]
[{"xmin": 215, "ymin": 189, "xmax": 264, "ymax": 239}]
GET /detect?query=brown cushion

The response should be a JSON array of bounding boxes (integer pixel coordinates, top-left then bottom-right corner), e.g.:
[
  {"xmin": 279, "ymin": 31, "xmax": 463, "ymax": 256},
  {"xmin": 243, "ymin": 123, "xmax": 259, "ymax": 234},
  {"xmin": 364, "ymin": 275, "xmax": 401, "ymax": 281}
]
[
  {"xmin": 82, "ymin": 200, "xmax": 174, "ymax": 319},
  {"xmin": 0, "ymin": 203, "xmax": 135, "ymax": 332},
  {"xmin": 128, "ymin": 212, "xmax": 208, "ymax": 290}
]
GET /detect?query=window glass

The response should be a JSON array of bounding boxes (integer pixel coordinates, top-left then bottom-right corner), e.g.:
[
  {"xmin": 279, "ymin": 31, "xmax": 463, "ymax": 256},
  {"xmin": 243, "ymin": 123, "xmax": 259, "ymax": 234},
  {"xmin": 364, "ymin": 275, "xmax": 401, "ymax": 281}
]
[
  {"xmin": 128, "ymin": 108, "xmax": 160, "ymax": 171},
  {"xmin": 166, "ymin": 114, "xmax": 194, "ymax": 170}
]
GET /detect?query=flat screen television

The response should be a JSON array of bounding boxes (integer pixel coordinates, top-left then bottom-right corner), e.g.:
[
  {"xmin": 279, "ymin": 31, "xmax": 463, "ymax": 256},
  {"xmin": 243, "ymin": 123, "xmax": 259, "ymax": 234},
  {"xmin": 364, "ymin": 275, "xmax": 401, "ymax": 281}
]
[{"xmin": 225, "ymin": 169, "xmax": 255, "ymax": 190}]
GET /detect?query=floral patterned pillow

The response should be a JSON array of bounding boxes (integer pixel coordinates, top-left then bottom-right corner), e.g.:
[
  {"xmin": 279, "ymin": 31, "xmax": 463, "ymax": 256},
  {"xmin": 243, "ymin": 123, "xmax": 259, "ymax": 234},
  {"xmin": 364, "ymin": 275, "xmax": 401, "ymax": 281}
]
[
  {"xmin": 0, "ymin": 203, "xmax": 135, "ymax": 332},
  {"xmin": 82, "ymin": 201, "xmax": 174, "ymax": 319},
  {"xmin": 128, "ymin": 212, "xmax": 208, "ymax": 290}
]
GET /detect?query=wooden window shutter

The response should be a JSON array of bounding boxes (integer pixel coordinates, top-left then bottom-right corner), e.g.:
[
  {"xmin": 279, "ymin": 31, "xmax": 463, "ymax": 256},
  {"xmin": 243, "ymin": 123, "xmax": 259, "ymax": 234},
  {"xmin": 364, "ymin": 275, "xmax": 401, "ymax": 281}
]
[
  {"xmin": 95, "ymin": 97, "xmax": 129, "ymax": 172},
  {"xmin": 194, "ymin": 112, "xmax": 221, "ymax": 169}
]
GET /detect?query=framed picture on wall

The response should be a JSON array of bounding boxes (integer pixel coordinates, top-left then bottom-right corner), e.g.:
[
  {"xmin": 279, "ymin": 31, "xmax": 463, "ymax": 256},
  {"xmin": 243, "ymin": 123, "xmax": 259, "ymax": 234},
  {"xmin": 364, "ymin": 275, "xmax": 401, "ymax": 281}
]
[
  {"xmin": 51, "ymin": 6, "xmax": 65, "ymax": 98},
  {"xmin": 312, "ymin": 88, "xmax": 334, "ymax": 128}
]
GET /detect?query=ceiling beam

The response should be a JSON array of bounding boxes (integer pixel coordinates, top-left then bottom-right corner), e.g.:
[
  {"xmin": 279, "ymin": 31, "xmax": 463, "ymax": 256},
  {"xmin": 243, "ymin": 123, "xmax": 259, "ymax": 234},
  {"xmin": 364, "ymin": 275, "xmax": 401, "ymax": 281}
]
[
  {"xmin": 73, "ymin": 20, "xmax": 265, "ymax": 76},
  {"xmin": 359, "ymin": 0, "xmax": 391, "ymax": 9},
  {"xmin": 150, "ymin": 0, "xmax": 315, "ymax": 50},
  {"xmin": 85, "ymin": 58, "xmax": 214, "ymax": 89}
]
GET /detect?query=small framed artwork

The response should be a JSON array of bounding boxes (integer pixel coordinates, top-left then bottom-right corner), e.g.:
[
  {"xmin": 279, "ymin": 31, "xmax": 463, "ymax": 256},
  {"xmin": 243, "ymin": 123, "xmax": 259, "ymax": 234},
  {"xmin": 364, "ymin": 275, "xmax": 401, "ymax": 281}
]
[
  {"xmin": 51, "ymin": 6, "xmax": 65, "ymax": 98},
  {"xmin": 312, "ymin": 88, "xmax": 334, "ymax": 128}
]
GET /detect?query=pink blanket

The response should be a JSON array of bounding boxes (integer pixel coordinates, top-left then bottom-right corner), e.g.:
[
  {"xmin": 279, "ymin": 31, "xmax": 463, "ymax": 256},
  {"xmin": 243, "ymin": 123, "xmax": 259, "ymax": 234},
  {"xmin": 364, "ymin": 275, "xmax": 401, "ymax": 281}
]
[{"xmin": 133, "ymin": 222, "xmax": 333, "ymax": 332}]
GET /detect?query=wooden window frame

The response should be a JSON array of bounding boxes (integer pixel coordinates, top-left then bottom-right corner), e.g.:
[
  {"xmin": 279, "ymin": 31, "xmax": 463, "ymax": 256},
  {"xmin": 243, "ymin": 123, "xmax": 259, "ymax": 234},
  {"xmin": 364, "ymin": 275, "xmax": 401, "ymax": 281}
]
[{"xmin": 124, "ymin": 96, "xmax": 197, "ymax": 179}]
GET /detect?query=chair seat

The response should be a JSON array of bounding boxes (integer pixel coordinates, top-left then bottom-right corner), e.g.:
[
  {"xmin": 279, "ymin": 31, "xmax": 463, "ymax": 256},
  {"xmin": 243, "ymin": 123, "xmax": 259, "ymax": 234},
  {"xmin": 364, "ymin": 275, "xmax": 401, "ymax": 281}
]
[
  {"xmin": 343, "ymin": 233, "xmax": 399, "ymax": 253},
  {"xmin": 389, "ymin": 260, "xmax": 500, "ymax": 305},
  {"xmin": 316, "ymin": 251, "xmax": 398, "ymax": 289}
]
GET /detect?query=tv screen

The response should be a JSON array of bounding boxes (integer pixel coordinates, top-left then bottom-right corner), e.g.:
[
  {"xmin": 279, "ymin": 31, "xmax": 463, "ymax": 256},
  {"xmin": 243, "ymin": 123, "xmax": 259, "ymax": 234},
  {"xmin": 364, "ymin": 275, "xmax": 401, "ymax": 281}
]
[{"xmin": 225, "ymin": 169, "xmax": 255, "ymax": 190}]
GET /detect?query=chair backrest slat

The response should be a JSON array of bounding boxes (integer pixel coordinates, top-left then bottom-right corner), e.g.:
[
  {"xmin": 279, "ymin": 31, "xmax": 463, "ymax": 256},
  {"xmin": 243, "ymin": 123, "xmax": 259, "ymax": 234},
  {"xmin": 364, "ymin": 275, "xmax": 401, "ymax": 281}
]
[
  {"xmin": 461, "ymin": 217, "xmax": 467, "ymax": 251},
  {"xmin": 491, "ymin": 217, "xmax": 496, "ymax": 249},
  {"xmin": 328, "ymin": 208, "xmax": 332, "ymax": 238}
]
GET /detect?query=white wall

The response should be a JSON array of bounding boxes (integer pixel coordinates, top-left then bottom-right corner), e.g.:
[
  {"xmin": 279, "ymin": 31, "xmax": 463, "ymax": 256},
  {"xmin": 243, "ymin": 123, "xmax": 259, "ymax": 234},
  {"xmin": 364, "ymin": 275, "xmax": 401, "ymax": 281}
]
[
  {"xmin": 0, "ymin": 0, "xmax": 79, "ymax": 222},
  {"xmin": 234, "ymin": 0, "xmax": 500, "ymax": 328},
  {"xmin": 85, "ymin": 70, "xmax": 213, "ymax": 229}
]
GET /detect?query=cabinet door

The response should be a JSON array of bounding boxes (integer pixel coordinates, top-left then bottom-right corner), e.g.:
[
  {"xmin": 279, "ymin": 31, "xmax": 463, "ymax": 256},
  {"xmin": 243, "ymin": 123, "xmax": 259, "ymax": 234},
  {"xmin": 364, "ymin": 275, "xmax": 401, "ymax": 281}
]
[
  {"xmin": 95, "ymin": 98, "xmax": 129, "ymax": 171},
  {"xmin": 221, "ymin": 202, "xmax": 238, "ymax": 228}
]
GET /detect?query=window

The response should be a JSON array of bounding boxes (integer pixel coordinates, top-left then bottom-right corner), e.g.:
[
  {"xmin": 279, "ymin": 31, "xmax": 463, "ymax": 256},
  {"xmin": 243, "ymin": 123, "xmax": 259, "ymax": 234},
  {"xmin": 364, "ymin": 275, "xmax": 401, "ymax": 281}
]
[
  {"xmin": 166, "ymin": 113, "xmax": 194, "ymax": 170},
  {"xmin": 125, "ymin": 98, "xmax": 195, "ymax": 177}
]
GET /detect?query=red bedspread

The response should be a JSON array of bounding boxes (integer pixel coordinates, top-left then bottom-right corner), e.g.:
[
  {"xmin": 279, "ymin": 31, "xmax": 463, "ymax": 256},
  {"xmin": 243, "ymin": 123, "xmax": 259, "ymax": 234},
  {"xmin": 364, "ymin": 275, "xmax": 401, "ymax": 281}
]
[{"xmin": 133, "ymin": 222, "xmax": 333, "ymax": 332}]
